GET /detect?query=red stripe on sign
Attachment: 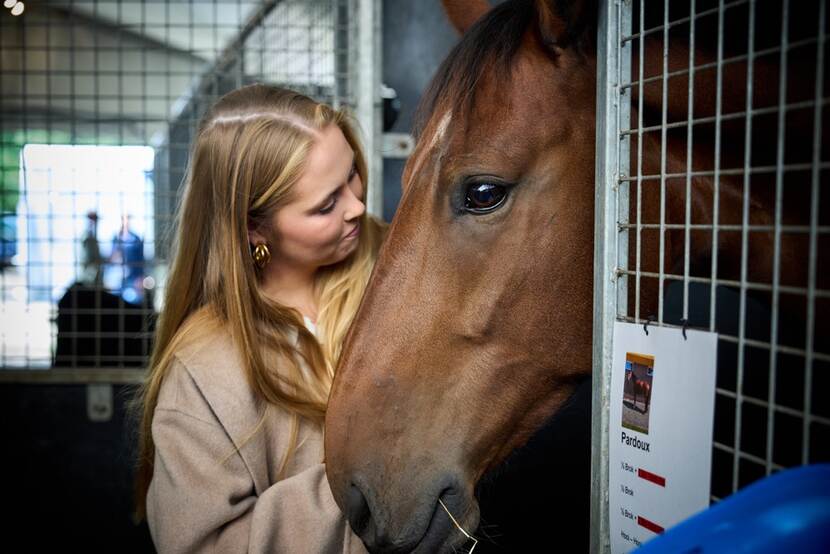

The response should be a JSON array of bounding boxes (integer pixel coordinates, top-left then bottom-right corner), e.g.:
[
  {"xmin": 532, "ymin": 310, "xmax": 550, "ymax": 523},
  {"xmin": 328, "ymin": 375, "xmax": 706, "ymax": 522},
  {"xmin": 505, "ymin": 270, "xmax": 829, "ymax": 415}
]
[
  {"xmin": 638, "ymin": 468, "xmax": 666, "ymax": 487},
  {"xmin": 637, "ymin": 515, "xmax": 665, "ymax": 534}
]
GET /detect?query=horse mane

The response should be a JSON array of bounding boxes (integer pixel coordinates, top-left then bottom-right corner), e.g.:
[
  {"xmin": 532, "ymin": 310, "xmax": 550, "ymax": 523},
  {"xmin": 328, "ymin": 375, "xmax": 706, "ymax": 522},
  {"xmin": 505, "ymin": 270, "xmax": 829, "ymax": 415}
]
[
  {"xmin": 413, "ymin": 0, "xmax": 535, "ymax": 139},
  {"xmin": 414, "ymin": 0, "xmax": 600, "ymax": 139}
]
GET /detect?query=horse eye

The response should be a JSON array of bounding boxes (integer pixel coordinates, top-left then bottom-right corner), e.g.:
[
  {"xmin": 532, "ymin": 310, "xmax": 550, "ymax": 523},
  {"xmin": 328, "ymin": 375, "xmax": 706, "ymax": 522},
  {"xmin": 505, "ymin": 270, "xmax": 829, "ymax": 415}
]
[{"xmin": 464, "ymin": 183, "xmax": 507, "ymax": 214}]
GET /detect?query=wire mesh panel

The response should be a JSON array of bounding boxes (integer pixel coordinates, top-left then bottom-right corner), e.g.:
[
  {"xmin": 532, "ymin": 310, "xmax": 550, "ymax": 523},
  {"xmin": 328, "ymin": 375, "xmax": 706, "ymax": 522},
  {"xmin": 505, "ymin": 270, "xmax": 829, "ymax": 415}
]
[
  {"xmin": 594, "ymin": 0, "xmax": 828, "ymax": 548},
  {"xmin": 0, "ymin": 0, "xmax": 362, "ymax": 370}
]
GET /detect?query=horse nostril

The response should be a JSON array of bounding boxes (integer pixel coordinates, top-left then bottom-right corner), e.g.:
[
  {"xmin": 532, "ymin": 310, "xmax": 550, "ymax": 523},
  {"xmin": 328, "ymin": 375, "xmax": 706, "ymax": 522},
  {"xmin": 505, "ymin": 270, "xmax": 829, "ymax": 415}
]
[{"xmin": 346, "ymin": 483, "xmax": 372, "ymax": 537}]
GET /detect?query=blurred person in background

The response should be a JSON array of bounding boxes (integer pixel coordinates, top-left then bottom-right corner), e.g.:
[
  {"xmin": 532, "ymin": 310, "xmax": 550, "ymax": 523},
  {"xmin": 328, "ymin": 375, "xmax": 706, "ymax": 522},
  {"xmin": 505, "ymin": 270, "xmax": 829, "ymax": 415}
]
[
  {"xmin": 80, "ymin": 210, "xmax": 103, "ymax": 287},
  {"xmin": 110, "ymin": 213, "xmax": 145, "ymax": 303}
]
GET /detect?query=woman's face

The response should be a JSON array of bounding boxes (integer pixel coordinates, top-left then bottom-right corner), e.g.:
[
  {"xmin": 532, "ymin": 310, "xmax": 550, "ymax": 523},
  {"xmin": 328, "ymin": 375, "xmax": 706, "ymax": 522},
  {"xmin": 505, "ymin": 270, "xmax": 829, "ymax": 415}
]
[{"xmin": 252, "ymin": 123, "xmax": 366, "ymax": 273}]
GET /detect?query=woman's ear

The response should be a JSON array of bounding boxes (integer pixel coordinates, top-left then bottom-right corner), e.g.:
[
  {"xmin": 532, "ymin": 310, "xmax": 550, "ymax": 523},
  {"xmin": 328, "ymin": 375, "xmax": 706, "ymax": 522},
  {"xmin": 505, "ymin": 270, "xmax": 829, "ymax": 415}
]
[
  {"xmin": 534, "ymin": 0, "xmax": 596, "ymax": 58},
  {"xmin": 247, "ymin": 219, "xmax": 266, "ymax": 246}
]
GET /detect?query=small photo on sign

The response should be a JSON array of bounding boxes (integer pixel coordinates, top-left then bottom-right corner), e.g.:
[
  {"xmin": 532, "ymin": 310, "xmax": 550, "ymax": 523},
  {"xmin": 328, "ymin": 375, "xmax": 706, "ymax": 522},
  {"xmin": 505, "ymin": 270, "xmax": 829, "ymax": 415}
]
[{"xmin": 622, "ymin": 352, "xmax": 654, "ymax": 434}]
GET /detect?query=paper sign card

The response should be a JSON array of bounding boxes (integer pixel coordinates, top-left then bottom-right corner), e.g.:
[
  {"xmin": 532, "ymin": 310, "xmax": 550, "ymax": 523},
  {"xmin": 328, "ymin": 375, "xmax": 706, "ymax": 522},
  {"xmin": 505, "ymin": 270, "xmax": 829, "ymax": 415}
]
[{"xmin": 609, "ymin": 321, "xmax": 718, "ymax": 553}]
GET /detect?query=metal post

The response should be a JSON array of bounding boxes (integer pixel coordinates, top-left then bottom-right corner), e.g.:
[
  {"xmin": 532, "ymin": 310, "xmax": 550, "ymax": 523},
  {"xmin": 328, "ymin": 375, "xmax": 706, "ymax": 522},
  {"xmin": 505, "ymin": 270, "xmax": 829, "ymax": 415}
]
[
  {"xmin": 616, "ymin": 3, "xmax": 632, "ymax": 318},
  {"xmin": 591, "ymin": 1, "xmax": 624, "ymax": 551},
  {"xmin": 355, "ymin": 0, "xmax": 383, "ymax": 218},
  {"xmin": 733, "ymin": 0, "xmax": 756, "ymax": 493},
  {"xmin": 803, "ymin": 0, "xmax": 825, "ymax": 464}
]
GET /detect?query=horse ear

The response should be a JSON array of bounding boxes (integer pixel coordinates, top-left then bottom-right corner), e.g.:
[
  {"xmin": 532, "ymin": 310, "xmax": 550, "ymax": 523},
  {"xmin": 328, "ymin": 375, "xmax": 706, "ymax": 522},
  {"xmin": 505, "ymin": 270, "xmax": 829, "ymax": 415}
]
[
  {"xmin": 534, "ymin": 0, "xmax": 596, "ymax": 56},
  {"xmin": 441, "ymin": 0, "xmax": 491, "ymax": 35}
]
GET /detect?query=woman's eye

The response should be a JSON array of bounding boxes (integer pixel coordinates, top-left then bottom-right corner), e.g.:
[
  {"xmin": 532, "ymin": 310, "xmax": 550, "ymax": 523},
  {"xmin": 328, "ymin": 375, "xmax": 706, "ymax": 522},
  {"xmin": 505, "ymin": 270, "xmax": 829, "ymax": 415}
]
[
  {"xmin": 319, "ymin": 199, "xmax": 336, "ymax": 214},
  {"xmin": 348, "ymin": 165, "xmax": 358, "ymax": 181},
  {"xmin": 464, "ymin": 182, "xmax": 508, "ymax": 214}
]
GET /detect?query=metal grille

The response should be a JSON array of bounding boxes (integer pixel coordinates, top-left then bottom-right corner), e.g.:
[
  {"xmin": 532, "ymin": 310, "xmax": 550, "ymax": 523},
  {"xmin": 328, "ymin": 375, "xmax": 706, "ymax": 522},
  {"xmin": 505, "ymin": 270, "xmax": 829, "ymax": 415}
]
[
  {"xmin": 0, "ymin": 0, "xmax": 366, "ymax": 370},
  {"xmin": 594, "ymin": 0, "xmax": 828, "ymax": 549}
]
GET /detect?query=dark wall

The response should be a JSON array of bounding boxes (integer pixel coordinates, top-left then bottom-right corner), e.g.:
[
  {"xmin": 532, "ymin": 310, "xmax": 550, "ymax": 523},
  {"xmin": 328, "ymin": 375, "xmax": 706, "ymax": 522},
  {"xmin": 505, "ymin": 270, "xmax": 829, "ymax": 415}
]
[
  {"xmin": 381, "ymin": 0, "xmax": 460, "ymax": 220},
  {"xmin": 2, "ymin": 384, "xmax": 154, "ymax": 553}
]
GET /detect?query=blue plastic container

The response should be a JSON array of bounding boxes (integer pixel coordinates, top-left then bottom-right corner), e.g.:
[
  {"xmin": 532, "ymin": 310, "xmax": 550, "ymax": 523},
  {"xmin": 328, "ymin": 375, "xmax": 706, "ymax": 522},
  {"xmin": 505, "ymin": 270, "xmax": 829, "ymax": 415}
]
[{"xmin": 637, "ymin": 464, "xmax": 830, "ymax": 553}]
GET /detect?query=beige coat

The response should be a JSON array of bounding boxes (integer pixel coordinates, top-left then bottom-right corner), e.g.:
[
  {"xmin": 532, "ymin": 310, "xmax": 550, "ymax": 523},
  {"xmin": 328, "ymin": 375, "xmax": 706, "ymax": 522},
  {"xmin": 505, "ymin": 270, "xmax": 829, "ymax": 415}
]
[{"xmin": 146, "ymin": 322, "xmax": 368, "ymax": 554}]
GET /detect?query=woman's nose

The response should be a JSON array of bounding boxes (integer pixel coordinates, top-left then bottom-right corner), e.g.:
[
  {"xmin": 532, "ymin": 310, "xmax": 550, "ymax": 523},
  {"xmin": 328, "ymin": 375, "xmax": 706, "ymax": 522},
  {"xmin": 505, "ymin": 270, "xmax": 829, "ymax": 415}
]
[{"xmin": 344, "ymin": 186, "xmax": 366, "ymax": 221}]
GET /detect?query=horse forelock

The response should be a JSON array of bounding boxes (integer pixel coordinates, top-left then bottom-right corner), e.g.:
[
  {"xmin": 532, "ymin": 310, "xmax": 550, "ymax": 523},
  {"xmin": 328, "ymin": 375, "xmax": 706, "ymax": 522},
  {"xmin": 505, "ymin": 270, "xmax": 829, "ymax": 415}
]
[{"xmin": 413, "ymin": 0, "xmax": 534, "ymax": 140}]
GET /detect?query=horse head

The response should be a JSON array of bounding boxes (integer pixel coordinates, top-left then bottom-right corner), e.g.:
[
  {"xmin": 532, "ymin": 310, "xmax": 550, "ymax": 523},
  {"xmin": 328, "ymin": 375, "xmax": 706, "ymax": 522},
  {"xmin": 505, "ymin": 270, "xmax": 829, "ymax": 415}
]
[{"xmin": 325, "ymin": 1, "xmax": 598, "ymax": 551}]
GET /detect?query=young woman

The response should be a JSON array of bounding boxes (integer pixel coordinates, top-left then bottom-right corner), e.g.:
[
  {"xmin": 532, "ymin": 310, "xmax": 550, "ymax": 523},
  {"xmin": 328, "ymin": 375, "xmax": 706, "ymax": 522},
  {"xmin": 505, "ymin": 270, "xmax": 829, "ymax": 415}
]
[{"xmin": 133, "ymin": 84, "xmax": 386, "ymax": 553}]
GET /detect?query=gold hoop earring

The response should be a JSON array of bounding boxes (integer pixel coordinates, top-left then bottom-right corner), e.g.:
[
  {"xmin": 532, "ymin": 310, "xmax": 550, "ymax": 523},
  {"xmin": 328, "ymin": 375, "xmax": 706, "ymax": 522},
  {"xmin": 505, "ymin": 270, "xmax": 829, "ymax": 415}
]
[{"xmin": 252, "ymin": 243, "xmax": 271, "ymax": 269}]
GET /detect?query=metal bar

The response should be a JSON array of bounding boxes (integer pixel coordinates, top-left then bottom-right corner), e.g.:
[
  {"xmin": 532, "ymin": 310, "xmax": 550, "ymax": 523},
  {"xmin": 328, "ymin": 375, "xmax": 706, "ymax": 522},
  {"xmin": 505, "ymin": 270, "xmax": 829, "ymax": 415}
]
[
  {"xmin": 38, "ymin": 331, "xmax": 155, "ymax": 339},
  {"xmin": 717, "ymin": 388, "xmax": 830, "ymax": 428},
  {"xmin": 634, "ymin": 1, "xmax": 645, "ymax": 322},
  {"xmin": 615, "ymin": 269, "xmax": 830, "ymax": 299},
  {"xmin": 236, "ymin": 0, "xmax": 245, "ymax": 87},
  {"xmin": 618, "ymin": 161, "xmax": 830, "ymax": 180},
  {"xmin": 723, "ymin": 329, "xmax": 830, "ymax": 362},
  {"xmin": 683, "ymin": 0, "xmax": 696, "ymax": 322},
  {"xmin": 95, "ymin": 0, "xmax": 106, "ymax": 368},
  {"xmin": 333, "ymin": 0, "xmax": 350, "ymax": 108},
  {"xmin": 635, "ymin": 0, "xmax": 644, "ymax": 324},
  {"xmin": 733, "ymin": 0, "xmax": 755, "ymax": 493},
  {"xmin": 658, "ymin": 0, "xmax": 669, "ymax": 325},
  {"xmin": 616, "ymin": 0, "xmax": 632, "ymax": 320},
  {"xmin": 0, "ymin": 369, "xmax": 145, "ymax": 385},
  {"xmin": 765, "ymin": 0, "xmax": 789, "ymax": 475},
  {"xmin": 713, "ymin": 441, "xmax": 786, "ymax": 471},
  {"xmin": 590, "ymin": 2, "xmax": 621, "ymax": 550},
  {"xmin": 69, "ymin": 0, "xmax": 78, "ymax": 367},
  {"xmin": 618, "ymin": 223, "xmax": 830, "ymax": 233},
  {"xmin": 620, "ymin": 98, "xmax": 830, "ymax": 135},
  {"xmin": 803, "ymin": 0, "xmax": 825, "ymax": 465}
]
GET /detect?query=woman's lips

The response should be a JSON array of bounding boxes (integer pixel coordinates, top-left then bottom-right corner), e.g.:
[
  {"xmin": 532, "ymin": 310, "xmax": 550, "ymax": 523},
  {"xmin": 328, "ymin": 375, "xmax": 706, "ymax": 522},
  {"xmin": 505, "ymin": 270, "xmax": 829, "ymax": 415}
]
[{"xmin": 345, "ymin": 223, "xmax": 360, "ymax": 239}]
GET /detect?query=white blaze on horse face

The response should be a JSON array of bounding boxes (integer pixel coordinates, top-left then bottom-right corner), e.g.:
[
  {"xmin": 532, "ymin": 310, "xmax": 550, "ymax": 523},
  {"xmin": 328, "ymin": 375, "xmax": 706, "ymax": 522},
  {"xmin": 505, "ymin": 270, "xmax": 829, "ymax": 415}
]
[{"xmin": 405, "ymin": 110, "xmax": 452, "ymax": 191}]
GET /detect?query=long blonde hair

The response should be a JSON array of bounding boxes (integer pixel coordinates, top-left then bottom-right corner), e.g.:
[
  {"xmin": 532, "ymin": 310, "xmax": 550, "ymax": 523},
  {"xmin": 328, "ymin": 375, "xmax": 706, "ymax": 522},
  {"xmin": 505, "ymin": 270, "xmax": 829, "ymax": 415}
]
[{"xmin": 133, "ymin": 84, "xmax": 386, "ymax": 518}]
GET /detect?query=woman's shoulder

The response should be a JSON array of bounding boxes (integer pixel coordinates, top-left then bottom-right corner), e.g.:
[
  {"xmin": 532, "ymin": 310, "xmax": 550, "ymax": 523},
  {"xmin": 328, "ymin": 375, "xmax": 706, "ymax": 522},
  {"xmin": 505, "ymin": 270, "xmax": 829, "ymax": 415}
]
[
  {"xmin": 158, "ymin": 322, "xmax": 263, "ymax": 432},
  {"xmin": 173, "ymin": 320, "xmax": 238, "ymax": 373}
]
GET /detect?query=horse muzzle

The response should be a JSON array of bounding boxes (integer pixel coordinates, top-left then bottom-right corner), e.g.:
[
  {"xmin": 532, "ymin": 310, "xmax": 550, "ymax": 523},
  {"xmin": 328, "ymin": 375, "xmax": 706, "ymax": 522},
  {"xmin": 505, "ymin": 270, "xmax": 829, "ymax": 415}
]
[{"xmin": 342, "ymin": 471, "xmax": 478, "ymax": 554}]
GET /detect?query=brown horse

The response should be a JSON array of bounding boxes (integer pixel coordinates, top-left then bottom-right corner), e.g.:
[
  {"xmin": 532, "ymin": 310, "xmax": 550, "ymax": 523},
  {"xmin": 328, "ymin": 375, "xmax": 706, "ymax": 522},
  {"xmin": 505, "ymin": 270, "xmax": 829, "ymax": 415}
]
[
  {"xmin": 325, "ymin": 0, "xmax": 818, "ymax": 552},
  {"xmin": 625, "ymin": 370, "xmax": 651, "ymax": 414}
]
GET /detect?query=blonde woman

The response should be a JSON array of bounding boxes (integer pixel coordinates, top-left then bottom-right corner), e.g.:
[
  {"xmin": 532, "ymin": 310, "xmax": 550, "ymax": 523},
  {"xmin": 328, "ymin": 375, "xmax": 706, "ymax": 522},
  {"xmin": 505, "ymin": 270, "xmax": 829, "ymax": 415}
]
[{"xmin": 133, "ymin": 84, "xmax": 386, "ymax": 553}]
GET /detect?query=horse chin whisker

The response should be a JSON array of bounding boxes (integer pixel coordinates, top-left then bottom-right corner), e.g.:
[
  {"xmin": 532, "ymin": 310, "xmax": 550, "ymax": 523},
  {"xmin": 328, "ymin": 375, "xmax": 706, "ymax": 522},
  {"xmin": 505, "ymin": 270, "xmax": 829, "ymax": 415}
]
[{"xmin": 438, "ymin": 498, "xmax": 479, "ymax": 554}]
